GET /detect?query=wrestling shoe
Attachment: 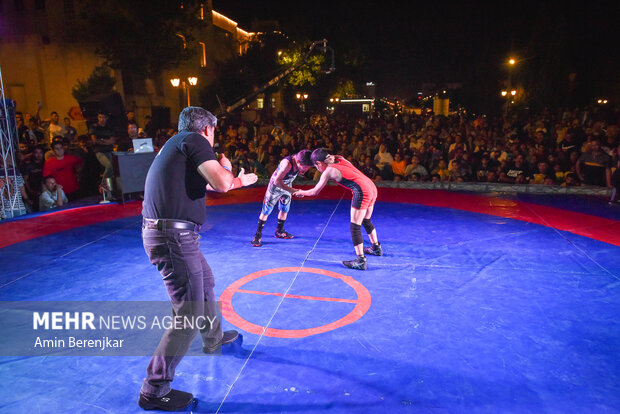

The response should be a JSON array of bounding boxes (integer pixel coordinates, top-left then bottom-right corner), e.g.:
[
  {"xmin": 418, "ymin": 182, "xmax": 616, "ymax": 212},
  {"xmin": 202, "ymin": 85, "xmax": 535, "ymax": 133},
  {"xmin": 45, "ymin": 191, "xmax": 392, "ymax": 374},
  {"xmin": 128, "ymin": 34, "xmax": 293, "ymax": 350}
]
[
  {"xmin": 203, "ymin": 330, "xmax": 239, "ymax": 354},
  {"xmin": 138, "ymin": 389, "xmax": 195, "ymax": 411},
  {"xmin": 251, "ymin": 234, "xmax": 262, "ymax": 247},
  {"xmin": 363, "ymin": 242, "xmax": 383, "ymax": 256},
  {"xmin": 275, "ymin": 230, "xmax": 294, "ymax": 239},
  {"xmin": 342, "ymin": 255, "xmax": 367, "ymax": 270}
]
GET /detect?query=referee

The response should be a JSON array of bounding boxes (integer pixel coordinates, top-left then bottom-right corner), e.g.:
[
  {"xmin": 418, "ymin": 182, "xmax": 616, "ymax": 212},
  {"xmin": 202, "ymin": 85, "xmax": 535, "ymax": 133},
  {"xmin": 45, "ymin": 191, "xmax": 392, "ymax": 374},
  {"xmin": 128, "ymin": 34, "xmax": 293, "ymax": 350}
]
[{"xmin": 138, "ymin": 107, "xmax": 257, "ymax": 411}]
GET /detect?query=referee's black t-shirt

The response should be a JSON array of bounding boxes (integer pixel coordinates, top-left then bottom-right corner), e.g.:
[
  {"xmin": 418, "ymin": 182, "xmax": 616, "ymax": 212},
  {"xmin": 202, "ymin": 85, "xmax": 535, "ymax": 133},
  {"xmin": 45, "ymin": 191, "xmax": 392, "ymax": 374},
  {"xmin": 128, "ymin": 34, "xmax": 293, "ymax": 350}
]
[{"xmin": 142, "ymin": 130, "xmax": 217, "ymax": 225}]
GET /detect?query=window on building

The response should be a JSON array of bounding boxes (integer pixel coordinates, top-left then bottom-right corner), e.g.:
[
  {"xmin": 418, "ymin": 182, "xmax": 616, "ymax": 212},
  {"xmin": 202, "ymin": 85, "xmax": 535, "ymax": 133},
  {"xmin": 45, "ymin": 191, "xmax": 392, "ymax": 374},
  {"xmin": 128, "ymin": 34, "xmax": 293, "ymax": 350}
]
[
  {"xmin": 35, "ymin": 0, "xmax": 45, "ymax": 10},
  {"xmin": 199, "ymin": 42, "xmax": 206, "ymax": 67},
  {"xmin": 256, "ymin": 98, "xmax": 264, "ymax": 109}
]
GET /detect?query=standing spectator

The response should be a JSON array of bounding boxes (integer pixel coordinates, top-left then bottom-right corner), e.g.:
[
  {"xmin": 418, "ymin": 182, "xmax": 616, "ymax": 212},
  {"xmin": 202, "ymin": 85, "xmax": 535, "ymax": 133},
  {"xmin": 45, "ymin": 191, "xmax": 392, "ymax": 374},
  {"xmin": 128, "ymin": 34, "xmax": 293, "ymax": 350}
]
[
  {"xmin": 44, "ymin": 112, "xmax": 66, "ymax": 145},
  {"xmin": 20, "ymin": 146, "xmax": 45, "ymax": 209},
  {"xmin": 63, "ymin": 117, "xmax": 78, "ymax": 142},
  {"xmin": 577, "ymin": 138, "xmax": 612, "ymax": 187},
  {"xmin": 0, "ymin": 162, "xmax": 30, "ymax": 217},
  {"xmin": 143, "ymin": 115, "xmax": 157, "ymax": 138},
  {"xmin": 75, "ymin": 135, "xmax": 102, "ymax": 196},
  {"xmin": 43, "ymin": 139, "xmax": 83, "ymax": 200},
  {"xmin": 16, "ymin": 112, "xmax": 31, "ymax": 147},
  {"xmin": 89, "ymin": 112, "xmax": 117, "ymax": 181},
  {"xmin": 39, "ymin": 176, "xmax": 68, "ymax": 210},
  {"xmin": 126, "ymin": 110, "xmax": 138, "ymax": 127},
  {"xmin": 26, "ymin": 118, "xmax": 45, "ymax": 148}
]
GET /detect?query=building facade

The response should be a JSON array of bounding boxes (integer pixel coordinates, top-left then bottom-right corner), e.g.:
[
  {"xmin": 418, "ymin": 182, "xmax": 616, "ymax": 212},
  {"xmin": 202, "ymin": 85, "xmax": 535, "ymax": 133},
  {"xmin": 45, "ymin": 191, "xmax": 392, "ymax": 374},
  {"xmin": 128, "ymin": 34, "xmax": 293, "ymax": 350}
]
[{"xmin": 0, "ymin": 0, "xmax": 254, "ymax": 132}]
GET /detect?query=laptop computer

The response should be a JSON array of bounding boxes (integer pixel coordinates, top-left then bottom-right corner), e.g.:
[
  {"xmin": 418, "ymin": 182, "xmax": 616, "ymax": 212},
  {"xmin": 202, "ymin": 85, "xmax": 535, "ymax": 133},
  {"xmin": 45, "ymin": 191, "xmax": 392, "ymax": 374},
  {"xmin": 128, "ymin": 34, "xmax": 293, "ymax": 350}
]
[{"xmin": 132, "ymin": 138, "xmax": 154, "ymax": 153}]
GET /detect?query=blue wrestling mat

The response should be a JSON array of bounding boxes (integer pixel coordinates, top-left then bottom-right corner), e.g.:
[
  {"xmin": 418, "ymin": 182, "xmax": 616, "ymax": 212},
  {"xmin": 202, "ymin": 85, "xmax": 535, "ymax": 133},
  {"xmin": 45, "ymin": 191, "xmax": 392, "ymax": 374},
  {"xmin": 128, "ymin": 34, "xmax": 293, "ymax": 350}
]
[{"xmin": 0, "ymin": 193, "xmax": 619, "ymax": 413}]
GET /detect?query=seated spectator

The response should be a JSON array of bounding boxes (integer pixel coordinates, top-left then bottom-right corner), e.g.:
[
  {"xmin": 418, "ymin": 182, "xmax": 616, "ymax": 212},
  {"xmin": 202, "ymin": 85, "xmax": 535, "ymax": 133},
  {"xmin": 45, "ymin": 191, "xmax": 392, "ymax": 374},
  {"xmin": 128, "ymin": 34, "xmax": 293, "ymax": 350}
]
[
  {"xmin": 474, "ymin": 155, "xmax": 492, "ymax": 182},
  {"xmin": 563, "ymin": 172, "xmax": 580, "ymax": 187},
  {"xmin": 431, "ymin": 159, "xmax": 450, "ymax": 182},
  {"xmin": 577, "ymin": 138, "xmax": 612, "ymax": 187},
  {"xmin": 264, "ymin": 155, "xmax": 278, "ymax": 176},
  {"xmin": 553, "ymin": 163, "xmax": 566, "ymax": 184},
  {"xmin": 43, "ymin": 139, "xmax": 83, "ymax": 200},
  {"xmin": 374, "ymin": 144, "xmax": 394, "ymax": 171},
  {"xmin": 374, "ymin": 144, "xmax": 394, "ymax": 180},
  {"xmin": 391, "ymin": 153, "xmax": 407, "ymax": 180},
  {"xmin": 500, "ymin": 154, "xmax": 531, "ymax": 184},
  {"xmin": 39, "ymin": 176, "xmax": 68, "ymax": 210},
  {"xmin": 610, "ymin": 159, "xmax": 620, "ymax": 204},
  {"xmin": 405, "ymin": 156, "xmax": 429, "ymax": 181},
  {"xmin": 360, "ymin": 157, "xmax": 378, "ymax": 180},
  {"xmin": 531, "ymin": 162, "xmax": 554, "ymax": 184}
]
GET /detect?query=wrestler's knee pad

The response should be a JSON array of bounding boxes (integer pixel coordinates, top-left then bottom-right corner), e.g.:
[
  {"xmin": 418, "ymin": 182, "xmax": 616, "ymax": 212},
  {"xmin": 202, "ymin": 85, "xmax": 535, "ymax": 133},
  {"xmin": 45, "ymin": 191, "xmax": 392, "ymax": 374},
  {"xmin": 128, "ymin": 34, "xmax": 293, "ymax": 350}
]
[
  {"xmin": 362, "ymin": 218, "xmax": 375, "ymax": 234},
  {"xmin": 350, "ymin": 223, "xmax": 363, "ymax": 246}
]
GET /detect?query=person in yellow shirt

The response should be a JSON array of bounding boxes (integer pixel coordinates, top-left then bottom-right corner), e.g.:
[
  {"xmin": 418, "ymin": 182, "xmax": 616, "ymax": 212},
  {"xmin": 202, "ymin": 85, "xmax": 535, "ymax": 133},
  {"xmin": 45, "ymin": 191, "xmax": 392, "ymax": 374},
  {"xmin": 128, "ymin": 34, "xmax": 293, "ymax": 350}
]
[
  {"xmin": 391, "ymin": 153, "xmax": 407, "ymax": 180},
  {"xmin": 432, "ymin": 159, "xmax": 450, "ymax": 181}
]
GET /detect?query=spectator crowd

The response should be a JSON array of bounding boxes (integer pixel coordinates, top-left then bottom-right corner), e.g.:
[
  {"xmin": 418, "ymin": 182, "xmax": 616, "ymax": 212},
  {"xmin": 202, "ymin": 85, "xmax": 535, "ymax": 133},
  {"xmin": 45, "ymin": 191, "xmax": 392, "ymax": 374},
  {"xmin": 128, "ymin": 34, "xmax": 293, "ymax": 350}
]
[{"xmin": 3, "ymin": 103, "xmax": 620, "ymax": 219}]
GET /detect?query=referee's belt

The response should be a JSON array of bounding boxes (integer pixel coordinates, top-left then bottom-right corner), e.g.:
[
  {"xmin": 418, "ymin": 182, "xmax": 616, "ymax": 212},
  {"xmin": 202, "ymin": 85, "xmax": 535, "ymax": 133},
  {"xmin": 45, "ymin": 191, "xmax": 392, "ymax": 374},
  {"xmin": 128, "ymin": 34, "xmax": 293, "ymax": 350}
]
[{"xmin": 142, "ymin": 218, "xmax": 200, "ymax": 232}]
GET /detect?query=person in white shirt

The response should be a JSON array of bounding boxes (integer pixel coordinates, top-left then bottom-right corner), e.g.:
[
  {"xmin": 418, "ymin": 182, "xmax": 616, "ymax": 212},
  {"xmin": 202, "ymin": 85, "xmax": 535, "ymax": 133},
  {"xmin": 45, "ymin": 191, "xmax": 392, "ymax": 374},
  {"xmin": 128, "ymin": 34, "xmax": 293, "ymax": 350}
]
[{"xmin": 39, "ymin": 176, "xmax": 68, "ymax": 210}]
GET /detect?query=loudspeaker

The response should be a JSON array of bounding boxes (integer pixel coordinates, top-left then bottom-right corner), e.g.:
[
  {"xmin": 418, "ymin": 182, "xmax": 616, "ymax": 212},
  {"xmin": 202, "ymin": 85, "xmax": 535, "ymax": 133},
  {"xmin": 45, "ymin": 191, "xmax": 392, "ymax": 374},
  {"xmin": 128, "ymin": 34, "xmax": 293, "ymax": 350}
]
[
  {"xmin": 112, "ymin": 151, "xmax": 157, "ymax": 203},
  {"xmin": 150, "ymin": 106, "xmax": 171, "ymax": 130}
]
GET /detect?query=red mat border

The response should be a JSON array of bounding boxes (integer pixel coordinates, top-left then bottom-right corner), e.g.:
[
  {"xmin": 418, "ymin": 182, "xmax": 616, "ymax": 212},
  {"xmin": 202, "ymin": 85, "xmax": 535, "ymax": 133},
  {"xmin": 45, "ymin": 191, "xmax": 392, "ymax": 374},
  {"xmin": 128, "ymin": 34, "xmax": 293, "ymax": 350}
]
[{"xmin": 1, "ymin": 187, "xmax": 618, "ymax": 248}]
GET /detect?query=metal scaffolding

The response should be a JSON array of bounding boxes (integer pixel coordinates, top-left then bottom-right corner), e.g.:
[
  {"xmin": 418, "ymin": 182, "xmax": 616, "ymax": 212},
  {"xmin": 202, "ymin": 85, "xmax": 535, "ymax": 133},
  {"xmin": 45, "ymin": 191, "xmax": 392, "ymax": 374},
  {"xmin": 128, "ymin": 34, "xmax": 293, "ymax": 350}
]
[{"xmin": 0, "ymin": 64, "xmax": 23, "ymax": 219}]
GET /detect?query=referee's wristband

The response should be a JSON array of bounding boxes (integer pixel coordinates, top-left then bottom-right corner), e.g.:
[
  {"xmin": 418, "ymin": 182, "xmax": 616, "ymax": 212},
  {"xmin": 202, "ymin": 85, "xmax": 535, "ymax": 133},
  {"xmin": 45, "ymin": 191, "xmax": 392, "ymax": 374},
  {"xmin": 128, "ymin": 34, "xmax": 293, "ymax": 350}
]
[{"xmin": 222, "ymin": 165, "xmax": 231, "ymax": 172}]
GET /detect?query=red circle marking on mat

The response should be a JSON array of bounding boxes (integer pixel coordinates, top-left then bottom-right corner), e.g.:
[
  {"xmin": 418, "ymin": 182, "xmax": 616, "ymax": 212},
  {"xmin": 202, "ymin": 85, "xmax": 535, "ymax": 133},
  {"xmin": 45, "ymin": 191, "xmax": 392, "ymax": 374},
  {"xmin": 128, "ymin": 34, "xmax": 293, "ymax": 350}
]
[{"xmin": 219, "ymin": 267, "xmax": 371, "ymax": 338}]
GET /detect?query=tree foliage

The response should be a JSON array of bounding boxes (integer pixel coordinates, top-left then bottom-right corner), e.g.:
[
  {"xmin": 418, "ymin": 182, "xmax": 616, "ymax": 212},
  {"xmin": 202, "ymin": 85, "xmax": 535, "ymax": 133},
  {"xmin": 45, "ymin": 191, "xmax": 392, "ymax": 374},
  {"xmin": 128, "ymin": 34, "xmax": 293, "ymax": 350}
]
[
  {"xmin": 71, "ymin": 64, "xmax": 117, "ymax": 101},
  {"xmin": 80, "ymin": 0, "xmax": 201, "ymax": 79},
  {"xmin": 277, "ymin": 43, "xmax": 324, "ymax": 87}
]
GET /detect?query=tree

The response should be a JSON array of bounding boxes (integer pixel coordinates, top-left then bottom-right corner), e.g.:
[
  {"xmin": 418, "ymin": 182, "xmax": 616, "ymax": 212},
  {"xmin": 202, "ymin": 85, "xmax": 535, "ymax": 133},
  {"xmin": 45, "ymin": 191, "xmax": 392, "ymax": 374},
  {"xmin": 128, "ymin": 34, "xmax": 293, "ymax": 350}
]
[
  {"xmin": 71, "ymin": 64, "xmax": 117, "ymax": 102},
  {"xmin": 80, "ymin": 0, "xmax": 201, "ymax": 80}
]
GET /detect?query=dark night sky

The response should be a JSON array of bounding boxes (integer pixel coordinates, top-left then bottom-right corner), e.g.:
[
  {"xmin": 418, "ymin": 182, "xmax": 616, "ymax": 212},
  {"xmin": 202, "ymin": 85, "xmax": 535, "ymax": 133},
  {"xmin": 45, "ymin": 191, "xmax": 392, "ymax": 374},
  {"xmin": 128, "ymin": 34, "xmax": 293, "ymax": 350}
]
[{"xmin": 214, "ymin": 1, "xmax": 620, "ymax": 100}]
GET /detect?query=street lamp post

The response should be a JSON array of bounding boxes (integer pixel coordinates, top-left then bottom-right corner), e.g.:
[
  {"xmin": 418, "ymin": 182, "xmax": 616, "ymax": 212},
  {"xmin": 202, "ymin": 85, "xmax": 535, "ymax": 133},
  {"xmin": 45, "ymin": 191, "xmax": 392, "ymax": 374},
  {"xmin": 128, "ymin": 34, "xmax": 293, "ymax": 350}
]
[
  {"xmin": 296, "ymin": 92, "xmax": 309, "ymax": 112},
  {"xmin": 170, "ymin": 76, "xmax": 198, "ymax": 108}
]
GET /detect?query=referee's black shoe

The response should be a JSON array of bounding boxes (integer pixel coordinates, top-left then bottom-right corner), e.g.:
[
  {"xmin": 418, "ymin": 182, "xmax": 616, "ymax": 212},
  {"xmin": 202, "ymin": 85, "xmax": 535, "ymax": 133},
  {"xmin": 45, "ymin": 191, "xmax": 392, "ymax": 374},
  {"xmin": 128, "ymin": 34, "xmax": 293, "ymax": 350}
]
[
  {"xmin": 138, "ymin": 389, "xmax": 195, "ymax": 411},
  {"xmin": 343, "ymin": 255, "xmax": 367, "ymax": 270},
  {"xmin": 203, "ymin": 330, "xmax": 239, "ymax": 354}
]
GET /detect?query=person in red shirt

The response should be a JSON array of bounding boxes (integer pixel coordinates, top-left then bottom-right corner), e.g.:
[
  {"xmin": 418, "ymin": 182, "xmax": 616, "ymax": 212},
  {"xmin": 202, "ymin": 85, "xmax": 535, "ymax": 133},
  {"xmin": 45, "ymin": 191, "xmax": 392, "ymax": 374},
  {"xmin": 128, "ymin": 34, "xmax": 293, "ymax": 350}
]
[
  {"xmin": 295, "ymin": 148, "xmax": 383, "ymax": 270},
  {"xmin": 42, "ymin": 139, "xmax": 83, "ymax": 199}
]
